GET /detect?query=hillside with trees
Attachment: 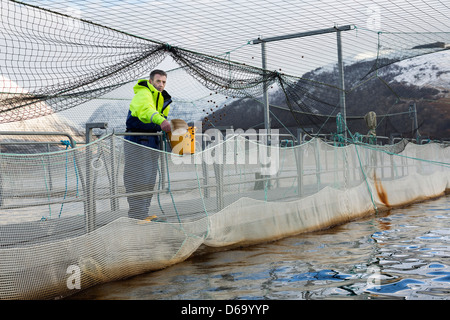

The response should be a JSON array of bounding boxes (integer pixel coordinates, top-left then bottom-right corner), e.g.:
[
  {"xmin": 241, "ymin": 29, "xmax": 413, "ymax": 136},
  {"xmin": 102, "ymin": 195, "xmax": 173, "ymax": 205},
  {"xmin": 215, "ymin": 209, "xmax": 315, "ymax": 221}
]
[{"xmin": 200, "ymin": 56, "xmax": 450, "ymax": 142}]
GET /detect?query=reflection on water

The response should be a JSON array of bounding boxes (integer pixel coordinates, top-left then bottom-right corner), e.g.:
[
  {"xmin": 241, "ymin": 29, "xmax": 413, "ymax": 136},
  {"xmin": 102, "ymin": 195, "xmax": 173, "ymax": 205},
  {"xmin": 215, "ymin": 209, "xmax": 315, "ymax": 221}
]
[{"xmin": 69, "ymin": 195, "xmax": 450, "ymax": 300}]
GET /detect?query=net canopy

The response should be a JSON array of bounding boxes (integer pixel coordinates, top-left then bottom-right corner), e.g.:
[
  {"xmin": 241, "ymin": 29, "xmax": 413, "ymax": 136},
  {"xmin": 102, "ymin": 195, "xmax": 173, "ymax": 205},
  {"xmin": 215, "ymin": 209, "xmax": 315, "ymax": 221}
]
[{"xmin": 1, "ymin": 0, "xmax": 450, "ymax": 140}]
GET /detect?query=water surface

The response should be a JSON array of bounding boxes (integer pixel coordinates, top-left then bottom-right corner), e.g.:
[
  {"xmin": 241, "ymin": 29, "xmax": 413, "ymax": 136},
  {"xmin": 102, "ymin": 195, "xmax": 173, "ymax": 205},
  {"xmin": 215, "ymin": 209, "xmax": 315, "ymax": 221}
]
[{"xmin": 70, "ymin": 195, "xmax": 450, "ymax": 300}]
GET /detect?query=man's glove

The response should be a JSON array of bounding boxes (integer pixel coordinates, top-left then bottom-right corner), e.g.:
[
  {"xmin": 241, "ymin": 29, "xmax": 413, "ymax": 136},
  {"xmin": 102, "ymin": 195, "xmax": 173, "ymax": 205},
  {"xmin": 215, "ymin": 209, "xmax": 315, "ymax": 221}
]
[{"xmin": 160, "ymin": 120, "xmax": 171, "ymax": 133}]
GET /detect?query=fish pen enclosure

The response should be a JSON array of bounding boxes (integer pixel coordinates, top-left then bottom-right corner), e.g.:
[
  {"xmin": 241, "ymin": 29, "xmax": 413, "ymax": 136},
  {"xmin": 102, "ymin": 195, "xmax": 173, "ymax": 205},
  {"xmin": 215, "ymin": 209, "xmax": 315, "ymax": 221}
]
[
  {"xmin": 0, "ymin": 132, "xmax": 448, "ymax": 299},
  {"xmin": 0, "ymin": 0, "xmax": 450, "ymax": 299}
]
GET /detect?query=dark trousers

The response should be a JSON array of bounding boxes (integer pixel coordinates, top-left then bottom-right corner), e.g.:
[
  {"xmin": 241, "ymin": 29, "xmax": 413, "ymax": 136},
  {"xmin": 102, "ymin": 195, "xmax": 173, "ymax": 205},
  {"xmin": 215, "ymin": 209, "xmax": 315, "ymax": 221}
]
[{"xmin": 123, "ymin": 135, "xmax": 160, "ymax": 220}]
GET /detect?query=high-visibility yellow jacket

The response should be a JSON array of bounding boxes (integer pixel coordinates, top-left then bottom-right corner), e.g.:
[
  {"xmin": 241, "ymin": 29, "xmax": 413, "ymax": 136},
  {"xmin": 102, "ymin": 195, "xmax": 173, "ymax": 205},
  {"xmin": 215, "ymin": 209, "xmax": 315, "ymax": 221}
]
[{"xmin": 126, "ymin": 79, "xmax": 172, "ymax": 132}]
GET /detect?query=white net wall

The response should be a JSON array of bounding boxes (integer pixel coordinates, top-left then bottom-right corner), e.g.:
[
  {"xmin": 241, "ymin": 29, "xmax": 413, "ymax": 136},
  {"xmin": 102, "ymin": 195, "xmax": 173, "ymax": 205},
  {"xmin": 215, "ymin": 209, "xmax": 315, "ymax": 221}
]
[{"xmin": 0, "ymin": 133, "xmax": 449, "ymax": 299}]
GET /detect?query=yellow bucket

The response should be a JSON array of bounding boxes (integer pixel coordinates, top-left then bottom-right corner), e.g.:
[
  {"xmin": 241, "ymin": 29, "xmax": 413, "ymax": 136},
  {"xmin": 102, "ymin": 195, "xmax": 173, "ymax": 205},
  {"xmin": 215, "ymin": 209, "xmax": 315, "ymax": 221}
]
[{"xmin": 168, "ymin": 119, "xmax": 196, "ymax": 155}]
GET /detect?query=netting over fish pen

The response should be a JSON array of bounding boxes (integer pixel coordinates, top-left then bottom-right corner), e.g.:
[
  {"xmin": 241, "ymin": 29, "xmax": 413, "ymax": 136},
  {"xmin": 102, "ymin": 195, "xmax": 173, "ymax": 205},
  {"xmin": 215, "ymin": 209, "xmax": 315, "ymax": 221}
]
[{"xmin": 1, "ymin": 0, "xmax": 450, "ymax": 140}]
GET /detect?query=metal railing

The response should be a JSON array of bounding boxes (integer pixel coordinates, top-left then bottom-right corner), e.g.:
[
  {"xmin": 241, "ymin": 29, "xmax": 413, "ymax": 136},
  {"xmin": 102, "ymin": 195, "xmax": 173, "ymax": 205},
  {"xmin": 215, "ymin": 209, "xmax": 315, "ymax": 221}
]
[{"xmin": 0, "ymin": 125, "xmax": 442, "ymax": 235}]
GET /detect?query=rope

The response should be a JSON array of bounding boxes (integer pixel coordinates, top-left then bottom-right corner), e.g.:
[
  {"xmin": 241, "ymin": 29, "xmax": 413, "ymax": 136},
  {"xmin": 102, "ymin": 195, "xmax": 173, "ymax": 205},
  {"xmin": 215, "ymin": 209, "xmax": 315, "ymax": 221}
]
[
  {"xmin": 40, "ymin": 140, "xmax": 79, "ymax": 221},
  {"xmin": 40, "ymin": 156, "xmax": 52, "ymax": 221},
  {"xmin": 59, "ymin": 140, "xmax": 79, "ymax": 218}
]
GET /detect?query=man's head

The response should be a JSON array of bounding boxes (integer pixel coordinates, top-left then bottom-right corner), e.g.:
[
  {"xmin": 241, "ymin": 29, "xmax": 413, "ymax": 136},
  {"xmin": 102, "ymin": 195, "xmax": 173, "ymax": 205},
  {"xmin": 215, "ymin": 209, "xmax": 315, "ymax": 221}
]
[{"xmin": 149, "ymin": 69, "xmax": 167, "ymax": 92}]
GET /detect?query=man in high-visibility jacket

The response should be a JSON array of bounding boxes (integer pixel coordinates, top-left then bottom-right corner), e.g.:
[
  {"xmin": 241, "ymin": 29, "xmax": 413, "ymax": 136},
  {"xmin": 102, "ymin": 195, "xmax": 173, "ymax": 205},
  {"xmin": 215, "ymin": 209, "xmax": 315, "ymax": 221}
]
[{"xmin": 124, "ymin": 69, "xmax": 172, "ymax": 220}]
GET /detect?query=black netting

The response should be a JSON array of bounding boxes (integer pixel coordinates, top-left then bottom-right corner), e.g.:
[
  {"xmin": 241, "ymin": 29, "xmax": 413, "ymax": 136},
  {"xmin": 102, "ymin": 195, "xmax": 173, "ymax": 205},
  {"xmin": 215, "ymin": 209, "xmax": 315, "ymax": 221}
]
[{"xmin": 1, "ymin": 0, "xmax": 450, "ymax": 141}]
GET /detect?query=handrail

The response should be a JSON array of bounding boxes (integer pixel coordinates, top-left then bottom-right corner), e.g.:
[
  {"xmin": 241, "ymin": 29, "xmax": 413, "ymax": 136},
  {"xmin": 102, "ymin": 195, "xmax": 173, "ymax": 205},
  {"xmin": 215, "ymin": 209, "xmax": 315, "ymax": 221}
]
[{"xmin": 0, "ymin": 131, "xmax": 77, "ymax": 149}]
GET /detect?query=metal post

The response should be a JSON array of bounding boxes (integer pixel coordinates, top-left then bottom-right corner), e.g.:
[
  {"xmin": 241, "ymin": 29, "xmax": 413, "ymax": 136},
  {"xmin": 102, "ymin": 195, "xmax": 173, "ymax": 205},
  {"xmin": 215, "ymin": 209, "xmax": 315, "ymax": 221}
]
[
  {"xmin": 159, "ymin": 132, "xmax": 166, "ymax": 191},
  {"xmin": 410, "ymin": 102, "xmax": 419, "ymax": 143},
  {"xmin": 85, "ymin": 122, "xmax": 108, "ymax": 233},
  {"xmin": 213, "ymin": 162, "xmax": 224, "ymax": 211},
  {"xmin": 336, "ymin": 30, "xmax": 347, "ymax": 144},
  {"xmin": 295, "ymin": 146, "xmax": 304, "ymax": 197},
  {"xmin": 261, "ymin": 40, "xmax": 271, "ymax": 140},
  {"xmin": 110, "ymin": 135, "xmax": 119, "ymax": 211},
  {"xmin": 314, "ymin": 138, "xmax": 321, "ymax": 191}
]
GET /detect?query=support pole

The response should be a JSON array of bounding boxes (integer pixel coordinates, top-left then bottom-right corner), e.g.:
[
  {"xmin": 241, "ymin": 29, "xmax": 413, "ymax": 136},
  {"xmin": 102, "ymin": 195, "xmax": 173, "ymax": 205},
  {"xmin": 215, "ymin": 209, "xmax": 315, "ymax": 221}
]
[
  {"xmin": 85, "ymin": 122, "xmax": 108, "ymax": 233},
  {"xmin": 336, "ymin": 30, "xmax": 347, "ymax": 144},
  {"xmin": 260, "ymin": 39, "xmax": 273, "ymax": 183},
  {"xmin": 410, "ymin": 102, "xmax": 419, "ymax": 143},
  {"xmin": 261, "ymin": 40, "xmax": 271, "ymax": 140}
]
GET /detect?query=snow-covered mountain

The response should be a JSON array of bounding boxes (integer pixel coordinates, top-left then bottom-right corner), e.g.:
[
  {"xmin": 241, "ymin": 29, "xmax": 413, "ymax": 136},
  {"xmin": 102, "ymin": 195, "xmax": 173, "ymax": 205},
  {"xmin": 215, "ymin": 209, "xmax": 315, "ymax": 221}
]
[
  {"xmin": 307, "ymin": 49, "xmax": 450, "ymax": 94},
  {"xmin": 204, "ymin": 49, "xmax": 450, "ymax": 139},
  {"xmin": 390, "ymin": 50, "xmax": 450, "ymax": 90}
]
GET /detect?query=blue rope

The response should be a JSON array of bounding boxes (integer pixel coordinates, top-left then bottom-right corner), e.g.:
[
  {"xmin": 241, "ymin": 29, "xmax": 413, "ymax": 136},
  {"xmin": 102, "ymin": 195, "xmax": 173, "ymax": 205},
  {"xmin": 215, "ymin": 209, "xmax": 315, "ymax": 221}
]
[
  {"xmin": 56, "ymin": 140, "xmax": 79, "ymax": 218},
  {"xmin": 40, "ymin": 157, "xmax": 52, "ymax": 221}
]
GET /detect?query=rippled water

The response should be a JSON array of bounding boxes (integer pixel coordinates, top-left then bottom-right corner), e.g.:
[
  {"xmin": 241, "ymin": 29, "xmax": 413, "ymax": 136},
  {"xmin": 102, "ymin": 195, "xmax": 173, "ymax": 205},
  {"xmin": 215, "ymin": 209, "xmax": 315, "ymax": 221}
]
[{"xmin": 70, "ymin": 195, "xmax": 450, "ymax": 300}]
